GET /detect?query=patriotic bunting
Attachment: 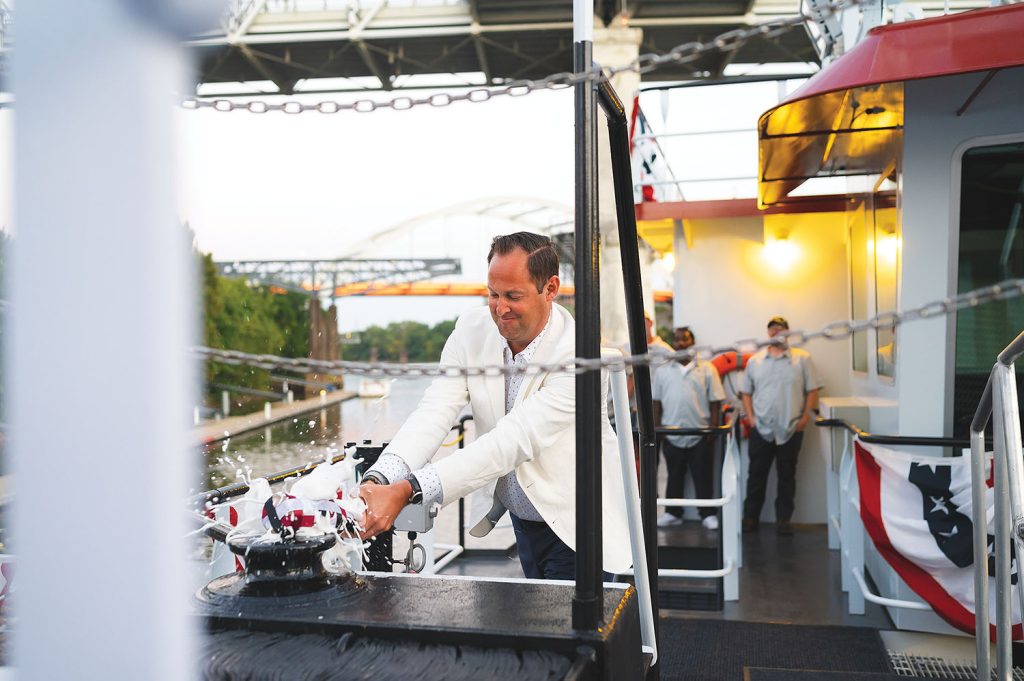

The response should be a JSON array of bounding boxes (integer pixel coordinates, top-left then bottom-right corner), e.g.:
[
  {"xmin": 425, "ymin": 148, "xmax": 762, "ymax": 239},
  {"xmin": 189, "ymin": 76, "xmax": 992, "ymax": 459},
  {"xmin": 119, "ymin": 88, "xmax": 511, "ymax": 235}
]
[{"xmin": 855, "ymin": 439, "xmax": 1022, "ymax": 638}]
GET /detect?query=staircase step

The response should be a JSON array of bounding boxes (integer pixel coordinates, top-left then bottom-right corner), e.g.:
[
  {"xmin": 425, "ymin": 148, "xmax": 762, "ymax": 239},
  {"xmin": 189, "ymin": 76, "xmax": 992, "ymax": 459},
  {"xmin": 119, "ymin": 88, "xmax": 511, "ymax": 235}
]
[{"xmin": 744, "ymin": 668, "xmax": 905, "ymax": 681}]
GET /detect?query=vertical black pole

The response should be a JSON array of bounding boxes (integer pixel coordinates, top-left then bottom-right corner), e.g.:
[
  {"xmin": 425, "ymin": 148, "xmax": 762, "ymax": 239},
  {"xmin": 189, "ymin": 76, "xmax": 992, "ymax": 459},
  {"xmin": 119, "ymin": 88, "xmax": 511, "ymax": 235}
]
[
  {"xmin": 457, "ymin": 417, "xmax": 470, "ymax": 550},
  {"xmin": 597, "ymin": 80, "xmax": 660, "ymax": 680},
  {"xmin": 573, "ymin": 37, "xmax": 603, "ymax": 631}
]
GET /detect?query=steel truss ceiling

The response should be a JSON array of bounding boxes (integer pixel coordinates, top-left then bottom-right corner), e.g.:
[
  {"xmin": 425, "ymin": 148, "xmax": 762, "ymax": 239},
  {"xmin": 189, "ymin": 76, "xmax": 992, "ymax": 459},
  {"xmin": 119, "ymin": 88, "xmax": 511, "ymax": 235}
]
[
  {"xmin": 187, "ymin": 0, "xmax": 820, "ymax": 94},
  {"xmin": 0, "ymin": 1, "xmax": 994, "ymax": 93}
]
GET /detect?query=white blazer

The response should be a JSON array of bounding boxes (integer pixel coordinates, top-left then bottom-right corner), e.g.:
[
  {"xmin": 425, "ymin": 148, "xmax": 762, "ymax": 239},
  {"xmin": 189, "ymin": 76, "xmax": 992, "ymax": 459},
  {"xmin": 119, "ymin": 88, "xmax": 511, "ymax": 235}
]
[{"xmin": 382, "ymin": 303, "xmax": 633, "ymax": 573}]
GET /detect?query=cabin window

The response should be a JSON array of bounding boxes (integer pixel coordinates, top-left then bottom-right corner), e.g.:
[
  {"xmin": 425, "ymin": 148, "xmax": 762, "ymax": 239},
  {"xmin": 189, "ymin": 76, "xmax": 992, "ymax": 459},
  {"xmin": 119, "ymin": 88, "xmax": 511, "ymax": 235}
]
[
  {"xmin": 848, "ymin": 178, "xmax": 900, "ymax": 379},
  {"xmin": 849, "ymin": 199, "xmax": 870, "ymax": 373},
  {"xmin": 874, "ymin": 184, "xmax": 900, "ymax": 379},
  {"xmin": 954, "ymin": 141, "xmax": 1024, "ymax": 436}
]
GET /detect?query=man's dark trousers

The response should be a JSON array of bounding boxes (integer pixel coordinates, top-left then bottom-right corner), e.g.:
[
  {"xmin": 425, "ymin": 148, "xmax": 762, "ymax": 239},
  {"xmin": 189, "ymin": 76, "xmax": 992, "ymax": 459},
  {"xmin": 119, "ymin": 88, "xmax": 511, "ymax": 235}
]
[
  {"xmin": 510, "ymin": 514, "xmax": 576, "ymax": 579},
  {"xmin": 662, "ymin": 436, "xmax": 715, "ymax": 520},
  {"xmin": 510, "ymin": 514, "xmax": 613, "ymax": 581},
  {"xmin": 743, "ymin": 428, "xmax": 803, "ymax": 522}
]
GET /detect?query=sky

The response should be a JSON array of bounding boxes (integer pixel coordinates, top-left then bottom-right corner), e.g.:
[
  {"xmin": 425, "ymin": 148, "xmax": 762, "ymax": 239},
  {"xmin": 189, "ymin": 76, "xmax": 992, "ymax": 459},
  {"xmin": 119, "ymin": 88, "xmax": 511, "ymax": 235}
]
[
  {"xmin": 173, "ymin": 86, "xmax": 584, "ymax": 332},
  {"xmin": 0, "ymin": 62, "xmax": 811, "ymax": 334}
]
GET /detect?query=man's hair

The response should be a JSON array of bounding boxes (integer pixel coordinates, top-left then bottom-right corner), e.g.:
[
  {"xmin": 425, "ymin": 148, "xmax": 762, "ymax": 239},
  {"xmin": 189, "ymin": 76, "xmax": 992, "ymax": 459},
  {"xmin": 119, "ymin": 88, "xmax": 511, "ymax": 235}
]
[
  {"xmin": 487, "ymin": 232, "xmax": 559, "ymax": 293},
  {"xmin": 676, "ymin": 326, "xmax": 695, "ymax": 343}
]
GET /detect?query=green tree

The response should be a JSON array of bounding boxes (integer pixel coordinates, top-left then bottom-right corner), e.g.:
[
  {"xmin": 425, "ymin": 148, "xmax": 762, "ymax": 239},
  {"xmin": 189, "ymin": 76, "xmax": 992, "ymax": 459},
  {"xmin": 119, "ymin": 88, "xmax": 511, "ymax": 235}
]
[
  {"xmin": 199, "ymin": 252, "xmax": 313, "ymax": 411},
  {"xmin": 345, "ymin": 318, "xmax": 457, "ymax": 363}
]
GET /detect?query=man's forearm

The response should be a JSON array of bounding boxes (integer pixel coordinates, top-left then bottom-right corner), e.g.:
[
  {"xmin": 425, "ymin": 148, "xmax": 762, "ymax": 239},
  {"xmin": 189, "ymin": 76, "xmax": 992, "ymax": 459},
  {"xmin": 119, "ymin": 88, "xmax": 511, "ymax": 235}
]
[
  {"xmin": 802, "ymin": 389, "xmax": 819, "ymax": 417},
  {"xmin": 741, "ymin": 394, "xmax": 754, "ymax": 422},
  {"xmin": 710, "ymin": 401, "xmax": 721, "ymax": 428}
]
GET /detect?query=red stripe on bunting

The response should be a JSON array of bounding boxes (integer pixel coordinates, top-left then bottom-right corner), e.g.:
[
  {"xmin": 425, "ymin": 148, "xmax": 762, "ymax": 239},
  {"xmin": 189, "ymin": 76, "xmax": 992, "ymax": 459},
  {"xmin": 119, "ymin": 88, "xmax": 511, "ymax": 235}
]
[{"xmin": 855, "ymin": 441, "xmax": 1020, "ymax": 640}]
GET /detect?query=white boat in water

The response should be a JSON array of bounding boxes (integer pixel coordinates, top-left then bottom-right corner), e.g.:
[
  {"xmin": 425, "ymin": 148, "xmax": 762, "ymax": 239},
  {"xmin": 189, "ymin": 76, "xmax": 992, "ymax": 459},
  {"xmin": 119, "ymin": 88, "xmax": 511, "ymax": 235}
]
[{"xmin": 358, "ymin": 378, "xmax": 391, "ymax": 398}]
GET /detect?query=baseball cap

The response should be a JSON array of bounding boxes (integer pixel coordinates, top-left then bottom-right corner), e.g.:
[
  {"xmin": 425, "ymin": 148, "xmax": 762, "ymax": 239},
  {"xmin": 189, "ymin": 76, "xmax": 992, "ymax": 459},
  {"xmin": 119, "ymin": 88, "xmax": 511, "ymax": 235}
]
[{"xmin": 767, "ymin": 316, "xmax": 789, "ymax": 330}]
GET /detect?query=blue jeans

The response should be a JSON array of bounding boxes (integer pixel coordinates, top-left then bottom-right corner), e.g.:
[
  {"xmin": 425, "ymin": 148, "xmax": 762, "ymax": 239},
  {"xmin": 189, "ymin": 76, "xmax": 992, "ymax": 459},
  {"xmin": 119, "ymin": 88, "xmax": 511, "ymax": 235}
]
[{"xmin": 510, "ymin": 514, "xmax": 614, "ymax": 581}]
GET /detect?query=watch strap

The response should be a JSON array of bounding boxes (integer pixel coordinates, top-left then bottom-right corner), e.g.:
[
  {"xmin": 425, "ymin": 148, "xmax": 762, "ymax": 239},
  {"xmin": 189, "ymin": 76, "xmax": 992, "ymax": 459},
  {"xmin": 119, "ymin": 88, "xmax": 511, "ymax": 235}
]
[{"xmin": 407, "ymin": 474, "xmax": 424, "ymax": 504}]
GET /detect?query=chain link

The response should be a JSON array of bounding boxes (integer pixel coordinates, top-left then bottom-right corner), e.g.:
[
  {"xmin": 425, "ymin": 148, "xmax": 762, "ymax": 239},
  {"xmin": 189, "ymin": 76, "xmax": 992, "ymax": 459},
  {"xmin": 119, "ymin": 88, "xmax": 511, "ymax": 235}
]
[
  {"xmin": 180, "ymin": 0, "xmax": 860, "ymax": 115},
  {"xmin": 192, "ymin": 277, "xmax": 1024, "ymax": 379}
]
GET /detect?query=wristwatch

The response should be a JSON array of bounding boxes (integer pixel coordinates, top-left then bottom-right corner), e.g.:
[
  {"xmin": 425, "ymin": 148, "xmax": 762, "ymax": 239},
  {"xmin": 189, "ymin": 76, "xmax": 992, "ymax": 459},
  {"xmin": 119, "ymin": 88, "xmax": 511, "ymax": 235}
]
[
  {"xmin": 361, "ymin": 470, "xmax": 388, "ymax": 486},
  {"xmin": 407, "ymin": 475, "xmax": 424, "ymax": 505}
]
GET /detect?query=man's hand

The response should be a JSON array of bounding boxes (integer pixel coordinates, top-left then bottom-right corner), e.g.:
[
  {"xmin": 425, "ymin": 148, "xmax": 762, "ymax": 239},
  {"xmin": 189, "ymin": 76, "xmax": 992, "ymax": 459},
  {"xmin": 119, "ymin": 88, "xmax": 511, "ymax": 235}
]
[
  {"xmin": 358, "ymin": 480, "xmax": 412, "ymax": 540},
  {"xmin": 795, "ymin": 413, "xmax": 811, "ymax": 432},
  {"xmin": 743, "ymin": 414, "xmax": 756, "ymax": 430}
]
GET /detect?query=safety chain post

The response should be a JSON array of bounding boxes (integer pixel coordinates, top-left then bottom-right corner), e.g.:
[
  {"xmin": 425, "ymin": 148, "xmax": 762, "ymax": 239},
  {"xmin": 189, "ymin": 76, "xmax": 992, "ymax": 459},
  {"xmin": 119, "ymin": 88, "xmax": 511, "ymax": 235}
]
[
  {"xmin": 572, "ymin": 0, "xmax": 603, "ymax": 634},
  {"xmin": 172, "ymin": 0, "xmax": 863, "ymax": 117},
  {"xmin": 192, "ymin": 278, "xmax": 1024, "ymax": 379}
]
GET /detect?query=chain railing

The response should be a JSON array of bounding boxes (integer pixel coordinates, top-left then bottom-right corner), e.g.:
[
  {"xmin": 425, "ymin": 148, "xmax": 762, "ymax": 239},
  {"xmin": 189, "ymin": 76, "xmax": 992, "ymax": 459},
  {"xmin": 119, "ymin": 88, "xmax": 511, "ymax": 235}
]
[
  {"xmin": 179, "ymin": 0, "xmax": 861, "ymax": 116},
  {"xmin": 192, "ymin": 277, "xmax": 1024, "ymax": 378}
]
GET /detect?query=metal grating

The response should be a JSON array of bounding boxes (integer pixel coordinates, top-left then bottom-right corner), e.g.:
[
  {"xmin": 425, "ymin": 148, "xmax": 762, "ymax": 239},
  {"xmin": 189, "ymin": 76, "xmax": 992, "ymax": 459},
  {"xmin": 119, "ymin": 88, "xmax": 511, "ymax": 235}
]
[{"xmin": 888, "ymin": 651, "xmax": 1024, "ymax": 680}]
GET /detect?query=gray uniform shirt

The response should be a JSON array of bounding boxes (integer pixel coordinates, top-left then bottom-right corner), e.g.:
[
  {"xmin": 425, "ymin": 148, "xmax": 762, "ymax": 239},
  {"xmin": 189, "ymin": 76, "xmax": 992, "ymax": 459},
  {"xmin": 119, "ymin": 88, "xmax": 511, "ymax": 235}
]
[
  {"xmin": 652, "ymin": 360, "xmax": 726, "ymax": 448},
  {"xmin": 621, "ymin": 335, "xmax": 674, "ymax": 412},
  {"xmin": 741, "ymin": 347, "xmax": 823, "ymax": 445}
]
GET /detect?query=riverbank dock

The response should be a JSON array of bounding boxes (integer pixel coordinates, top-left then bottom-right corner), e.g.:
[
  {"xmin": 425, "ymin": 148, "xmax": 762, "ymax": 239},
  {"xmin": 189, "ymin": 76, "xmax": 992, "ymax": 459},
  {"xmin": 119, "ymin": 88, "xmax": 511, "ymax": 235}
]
[{"xmin": 195, "ymin": 389, "xmax": 356, "ymax": 445}]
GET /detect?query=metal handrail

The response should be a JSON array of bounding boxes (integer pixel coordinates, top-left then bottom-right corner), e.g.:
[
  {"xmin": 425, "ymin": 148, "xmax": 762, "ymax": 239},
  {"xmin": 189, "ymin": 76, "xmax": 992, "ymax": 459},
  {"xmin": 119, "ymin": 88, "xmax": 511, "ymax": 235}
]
[
  {"xmin": 850, "ymin": 567, "xmax": 931, "ymax": 611},
  {"xmin": 814, "ymin": 417, "xmax": 990, "ymax": 448},
  {"xmin": 652, "ymin": 424, "xmax": 733, "ymax": 436},
  {"xmin": 648, "ymin": 423, "xmax": 735, "ymax": 508},
  {"xmin": 633, "ymin": 420, "xmax": 739, "ymax": 592},
  {"xmin": 970, "ymin": 330, "xmax": 1024, "ymax": 681}
]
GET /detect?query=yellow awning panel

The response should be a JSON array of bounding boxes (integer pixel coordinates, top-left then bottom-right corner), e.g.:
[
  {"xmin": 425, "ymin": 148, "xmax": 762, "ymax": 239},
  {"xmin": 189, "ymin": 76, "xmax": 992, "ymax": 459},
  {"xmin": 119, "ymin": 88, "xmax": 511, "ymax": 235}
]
[
  {"xmin": 636, "ymin": 218, "xmax": 676, "ymax": 256},
  {"xmin": 758, "ymin": 82, "xmax": 904, "ymax": 207}
]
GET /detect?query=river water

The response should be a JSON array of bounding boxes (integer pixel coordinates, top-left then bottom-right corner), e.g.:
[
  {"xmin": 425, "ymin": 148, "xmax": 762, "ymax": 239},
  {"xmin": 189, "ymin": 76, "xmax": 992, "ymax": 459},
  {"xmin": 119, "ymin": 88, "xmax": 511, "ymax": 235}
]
[{"xmin": 202, "ymin": 376, "xmax": 433, "ymax": 490}]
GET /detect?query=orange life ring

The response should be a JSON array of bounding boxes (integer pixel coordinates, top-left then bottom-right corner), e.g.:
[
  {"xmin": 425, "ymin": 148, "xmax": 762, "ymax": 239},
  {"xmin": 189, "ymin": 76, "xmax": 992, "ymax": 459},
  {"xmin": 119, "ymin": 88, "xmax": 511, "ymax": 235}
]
[{"xmin": 710, "ymin": 351, "xmax": 752, "ymax": 377}]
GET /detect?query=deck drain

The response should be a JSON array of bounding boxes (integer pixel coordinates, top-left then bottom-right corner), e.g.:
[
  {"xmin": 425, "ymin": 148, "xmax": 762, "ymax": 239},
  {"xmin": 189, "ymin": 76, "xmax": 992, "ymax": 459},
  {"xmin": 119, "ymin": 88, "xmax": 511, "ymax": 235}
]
[{"xmin": 888, "ymin": 651, "xmax": 1024, "ymax": 680}]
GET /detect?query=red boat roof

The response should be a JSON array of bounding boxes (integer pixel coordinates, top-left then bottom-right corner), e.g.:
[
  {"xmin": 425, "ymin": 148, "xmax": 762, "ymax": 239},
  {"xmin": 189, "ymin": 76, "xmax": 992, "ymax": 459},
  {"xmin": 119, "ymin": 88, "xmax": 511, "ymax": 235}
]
[{"xmin": 757, "ymin": 4, "xmax": 1024, "ymax": 207}]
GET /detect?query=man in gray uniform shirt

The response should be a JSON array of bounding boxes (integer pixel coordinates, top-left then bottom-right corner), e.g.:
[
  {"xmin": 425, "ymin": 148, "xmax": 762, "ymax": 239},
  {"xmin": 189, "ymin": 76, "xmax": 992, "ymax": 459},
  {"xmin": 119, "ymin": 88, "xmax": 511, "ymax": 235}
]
[
  {"xmin": 740, "ymin": 316, "xmax": 823, "ymax": 535},
  {"xmin": 653, "ymin": 326, "xmax": 725, "ymax": 530}
]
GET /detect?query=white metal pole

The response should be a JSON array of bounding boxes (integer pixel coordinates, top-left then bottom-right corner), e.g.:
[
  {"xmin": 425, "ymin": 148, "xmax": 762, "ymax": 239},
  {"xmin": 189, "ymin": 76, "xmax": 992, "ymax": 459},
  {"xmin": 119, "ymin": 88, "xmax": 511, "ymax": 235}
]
[
  {"xmin": 970, "ymin": 426, "xmax": 991, "ymax": 679},
  {"xmin": 992, "ymin": 374, "xmax": 1013, "ymax": 681},
  {"xmin": 574, "ymin": 0, "xmax": 594, "ymax": 43},
  {"xmin": 609, "ymin": 360, "xmax": 658, "ymax": 665},
  {"xmin": 9, "ymin": 1, "xmax": 218, "ymax": 678}
]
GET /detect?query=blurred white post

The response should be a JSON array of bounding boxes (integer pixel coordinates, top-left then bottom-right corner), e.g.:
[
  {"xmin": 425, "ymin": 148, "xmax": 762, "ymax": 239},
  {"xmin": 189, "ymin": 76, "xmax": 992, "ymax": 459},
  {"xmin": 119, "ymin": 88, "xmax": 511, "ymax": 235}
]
[
  {"xmin": 264, "ymin": 401, "xmax": 272, "ymax": 419},
  {"xmin": 10, "ymin": 1, "xmax": 219, "ymax": 678},
  {"xmin": 222, "ymin": 389, "xmax": 231, "ymax": 416}
]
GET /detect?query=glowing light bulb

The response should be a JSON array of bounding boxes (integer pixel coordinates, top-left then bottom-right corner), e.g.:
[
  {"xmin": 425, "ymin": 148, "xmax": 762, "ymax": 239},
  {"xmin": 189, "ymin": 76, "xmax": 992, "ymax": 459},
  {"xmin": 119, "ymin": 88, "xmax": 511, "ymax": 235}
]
[
  {"xmin": 762, "ymin": 237, "xmax": 800, "ymax": 272},
  {"xmin": 877, "ymin": 233, "xmax": 899, "ymax": 265}
]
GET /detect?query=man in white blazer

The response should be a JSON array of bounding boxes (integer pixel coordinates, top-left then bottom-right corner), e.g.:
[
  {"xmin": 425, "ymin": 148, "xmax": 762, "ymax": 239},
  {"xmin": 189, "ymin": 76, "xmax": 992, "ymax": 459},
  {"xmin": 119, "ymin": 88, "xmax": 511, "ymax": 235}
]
[{"xmin": 358, "ymin": 232, "xmax": 632, "ymax": 579}]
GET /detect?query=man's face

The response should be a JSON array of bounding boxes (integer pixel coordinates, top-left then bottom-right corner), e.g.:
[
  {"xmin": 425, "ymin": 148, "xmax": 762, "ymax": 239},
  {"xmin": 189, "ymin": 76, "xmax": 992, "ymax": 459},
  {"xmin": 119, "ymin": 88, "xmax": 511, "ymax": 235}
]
[
  {"xmin": 674, "ymin": 329, "xmax": 694, "ymax": 351},
  {"xmin": 767, "ymin": 323, "xmax": 788, "ymax": 347},
  {"xmin": 674, "ymin": 329, "xmax": 695, "ymax": 364},
  {"xmin": 487, "ymin": 248, "xmax": 558, "ymax": 350}
]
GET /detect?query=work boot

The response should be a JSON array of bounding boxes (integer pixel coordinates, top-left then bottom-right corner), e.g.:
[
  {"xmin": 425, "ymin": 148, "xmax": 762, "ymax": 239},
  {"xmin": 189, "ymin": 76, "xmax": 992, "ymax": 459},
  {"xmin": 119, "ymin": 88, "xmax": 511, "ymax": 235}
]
[
  {"xmin": 742, "ymin": 517, "xmax": 758, "ymax": 533},
  {"xmin": 777, "ymin": 520, "xmax": 794, "ymax": 535}
]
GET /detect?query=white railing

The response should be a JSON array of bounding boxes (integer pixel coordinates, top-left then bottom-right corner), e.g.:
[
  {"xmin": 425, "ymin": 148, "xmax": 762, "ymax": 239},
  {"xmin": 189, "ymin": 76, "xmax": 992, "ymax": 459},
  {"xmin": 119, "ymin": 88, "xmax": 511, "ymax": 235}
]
[
  {"xmin": 969, "ymin": 330, "xmax": 1024, "ymax": 681},
  {"xmin": 833, "ymin": 429, "xmax": 936, "ymax": 615},
  {"xmin": 616, "ymin": 423, "xmax": 744, "ymax": 601},
  {"xmin": 825, "ymin": 328, "xmax": 1024, "ymax": 681}
]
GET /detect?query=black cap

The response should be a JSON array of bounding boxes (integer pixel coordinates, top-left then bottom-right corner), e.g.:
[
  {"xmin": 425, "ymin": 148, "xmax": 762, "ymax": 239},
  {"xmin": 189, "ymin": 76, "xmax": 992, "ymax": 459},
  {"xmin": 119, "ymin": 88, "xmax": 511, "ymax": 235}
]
[{"xmin": 767, "ymin": 316, "xmax": 789, "ymax": 330}]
